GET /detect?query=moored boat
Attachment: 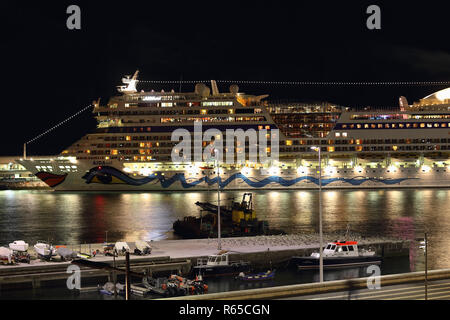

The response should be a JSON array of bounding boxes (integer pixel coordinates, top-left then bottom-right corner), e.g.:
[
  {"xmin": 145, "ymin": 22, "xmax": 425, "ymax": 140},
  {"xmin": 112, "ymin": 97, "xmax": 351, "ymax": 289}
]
[
  {"xmin": 9, "ymin": 240, "xmax": 29, "ymax": 252},
  {"xmin": 15, "ymin": 72, "xmax": 450, "ymax": 192},
  {"xmin": 57, "ymin": 247, "xmax": 78, "ymax": 261},
  {"xmin": 98, "ymin": 282, "xmax": 125, "ymax": 296},
  {"xmin": 291, "ymin": 240, "xmax": 382, "ymax": 270},
  {"xmin": 236, "ymin": 269, "xmax": 276, "ymax": 281},
  {"xmin": 140, "ymin": 274, "xmax": 208, "ymax": 297}
]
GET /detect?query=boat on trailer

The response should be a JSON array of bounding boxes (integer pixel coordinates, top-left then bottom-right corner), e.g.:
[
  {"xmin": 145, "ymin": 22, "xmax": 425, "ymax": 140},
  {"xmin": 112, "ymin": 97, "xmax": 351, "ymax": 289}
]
[
  {"xmin": 9, "ymin": 240, "xmax": 29, "ymax": 252},
  {"xmin": 0, "ymin": 247, "xmax": 14, "ymax": 265},
  {"xmin": 291, "ymin": 240, "xmax": 382, "ymax": 270},
  {"xmin": 34, "ymin": 242, "xmax": 56, "ymax": 260}
]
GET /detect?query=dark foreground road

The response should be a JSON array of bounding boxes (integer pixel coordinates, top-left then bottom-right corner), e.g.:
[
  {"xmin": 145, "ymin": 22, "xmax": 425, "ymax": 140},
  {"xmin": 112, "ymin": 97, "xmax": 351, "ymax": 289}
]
[{"xmin": 280, "ymin": 278, "xmax": 450, "ymax": 300}]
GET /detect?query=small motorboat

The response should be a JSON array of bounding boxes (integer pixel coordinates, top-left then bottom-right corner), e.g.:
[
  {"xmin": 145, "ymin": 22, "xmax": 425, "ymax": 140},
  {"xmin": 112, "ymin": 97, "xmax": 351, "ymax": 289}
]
[
  {"xmin": 114, "ymin": 242, "xmax": 130, "ymax": 255},
  {"xmin": 0, "ymin": 247, "xmax": 14, "ymax": 265},
  {"xmin": 9, "ymin": 240, "xmax": 29, "ymax": 252},
  {"xmin": 291, "ymin": 240, "xmax": 382, "ymax": 270},
  {"xmin": 134, "ymin": 240, "xmax": 152, "ymax": 255},
  {"xmin": 236, "ymin": 270, "xmax": 276, "ymax": 281},
  {"xmin": 34, "ymin": 242, "xmax": 56, "ymax": 260},
  {"xmin": 193, "ymin": 251, "xmax": 251, "ymax": 277}
]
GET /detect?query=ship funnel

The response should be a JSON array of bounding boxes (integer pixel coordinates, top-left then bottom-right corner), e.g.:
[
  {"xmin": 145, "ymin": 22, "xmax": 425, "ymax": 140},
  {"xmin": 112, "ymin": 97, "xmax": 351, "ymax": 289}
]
[{"xmin": 399, "ymin": 96, "xmax": 409, "ymax": 109}]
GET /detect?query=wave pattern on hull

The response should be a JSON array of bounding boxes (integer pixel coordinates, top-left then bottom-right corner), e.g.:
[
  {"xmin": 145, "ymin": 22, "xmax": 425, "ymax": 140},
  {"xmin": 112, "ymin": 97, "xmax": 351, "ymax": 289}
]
[{"xmin": 80, "ymin": 166, "xmax": 419, "ymax": 189}]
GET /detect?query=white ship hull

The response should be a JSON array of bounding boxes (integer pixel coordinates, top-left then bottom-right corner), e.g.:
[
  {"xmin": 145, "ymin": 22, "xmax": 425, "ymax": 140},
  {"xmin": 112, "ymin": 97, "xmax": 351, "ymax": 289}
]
[{"xmin": 17, "ymin": 159, "xmax": 450, "ymax": 191}]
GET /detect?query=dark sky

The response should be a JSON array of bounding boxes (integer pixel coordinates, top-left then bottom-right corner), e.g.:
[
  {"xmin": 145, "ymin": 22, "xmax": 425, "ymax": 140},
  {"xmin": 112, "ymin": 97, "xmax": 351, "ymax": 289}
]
[{"xmin": 1, "ymin": 1, "xmax": 449, "ymax": 156}]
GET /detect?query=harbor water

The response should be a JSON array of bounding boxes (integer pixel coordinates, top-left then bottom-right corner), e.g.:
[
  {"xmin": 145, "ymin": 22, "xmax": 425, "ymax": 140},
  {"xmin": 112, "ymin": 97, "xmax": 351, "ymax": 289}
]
[{"xmin": 0, "ymin": 188, "xmax": 448, "ymax": 299}]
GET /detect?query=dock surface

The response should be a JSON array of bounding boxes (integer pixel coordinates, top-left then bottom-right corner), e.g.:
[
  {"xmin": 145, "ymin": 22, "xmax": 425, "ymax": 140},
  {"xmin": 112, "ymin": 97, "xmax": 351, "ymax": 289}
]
[{"xmin": 0, "ymin": 234, "xmax": 410, "ymax": 290}]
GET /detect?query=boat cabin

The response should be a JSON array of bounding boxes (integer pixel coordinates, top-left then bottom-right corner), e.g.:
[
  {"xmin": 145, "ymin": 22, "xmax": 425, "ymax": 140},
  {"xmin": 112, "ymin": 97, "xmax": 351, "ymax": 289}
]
[
  {"xmin": 197, "ymin": 253, "xmax": 230, "ymax": 267},
  {"xmin": 323, "ymin": 241, "xmax": 359, "ymax": 257}
]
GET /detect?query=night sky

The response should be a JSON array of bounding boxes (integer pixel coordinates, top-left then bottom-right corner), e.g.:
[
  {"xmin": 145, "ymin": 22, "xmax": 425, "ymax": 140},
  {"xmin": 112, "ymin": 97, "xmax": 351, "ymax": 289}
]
[{"xmin": 1, "ymin": 1, "xmax": 449, "ymax": 156}]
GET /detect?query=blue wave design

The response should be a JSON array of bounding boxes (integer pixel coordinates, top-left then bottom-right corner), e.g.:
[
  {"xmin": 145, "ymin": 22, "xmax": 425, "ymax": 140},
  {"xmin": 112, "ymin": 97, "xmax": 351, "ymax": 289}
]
[{"xmin": 82, "ymin": 166, "xmax": 419, "ymax": 188}]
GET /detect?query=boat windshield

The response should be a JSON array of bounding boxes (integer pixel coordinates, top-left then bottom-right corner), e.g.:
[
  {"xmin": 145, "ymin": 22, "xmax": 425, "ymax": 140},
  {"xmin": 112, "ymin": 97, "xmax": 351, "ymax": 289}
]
[{"xmin": 208, "ymin": 256, "xmax": 219, "ymax": 263}]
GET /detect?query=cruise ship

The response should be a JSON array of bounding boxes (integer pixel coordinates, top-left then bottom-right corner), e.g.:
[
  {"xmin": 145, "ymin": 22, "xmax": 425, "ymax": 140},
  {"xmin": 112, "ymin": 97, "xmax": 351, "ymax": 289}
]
[{"xmin": 17, "ymin": 71, "xmax": 450, "ymax": 191}]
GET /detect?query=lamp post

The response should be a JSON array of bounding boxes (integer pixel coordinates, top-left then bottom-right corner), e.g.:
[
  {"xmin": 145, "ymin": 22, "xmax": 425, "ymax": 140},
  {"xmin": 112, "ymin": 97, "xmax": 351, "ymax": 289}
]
[
  {"xmin": 418, "ymin": 234, "xmax": 428, "ymax": 300},
  {"xmin": 311, "ymin": 146, "xmax": 323, "ymax": 283},
  {"xmin": 425, "ymin": 233, "xmax": 428, "ymax": 300},
  {"xmin": 214, "ymin": 149, "xmax": 222, "ymax": 251}
]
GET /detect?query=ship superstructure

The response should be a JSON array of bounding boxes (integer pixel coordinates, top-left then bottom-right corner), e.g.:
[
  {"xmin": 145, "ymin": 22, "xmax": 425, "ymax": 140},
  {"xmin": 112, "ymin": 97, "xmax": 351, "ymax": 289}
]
[{"xmin": 17, "ymin": 73, "xmax": 450, "ymax": 190}]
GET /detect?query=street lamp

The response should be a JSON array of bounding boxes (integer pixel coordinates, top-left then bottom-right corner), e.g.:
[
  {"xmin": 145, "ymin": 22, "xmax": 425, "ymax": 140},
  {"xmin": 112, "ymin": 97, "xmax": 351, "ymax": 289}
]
[
  {"xmin": 311, "ymin": 146, "xmax": 323, "ymax": 283},
  {"xmin": 417, "ymin": 233, "xmax": 428, "ymax": 300},
  {"xmin": 214, "ymin": 148, "xmax": 222, "ymax": 251}
]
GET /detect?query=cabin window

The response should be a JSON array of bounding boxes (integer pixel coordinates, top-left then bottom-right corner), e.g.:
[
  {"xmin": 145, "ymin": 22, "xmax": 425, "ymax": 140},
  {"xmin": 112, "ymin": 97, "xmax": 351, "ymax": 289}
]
[
  {"xmin": 342, "ymin": 246, "xmax": 348, "ymax": 252},
  {"xmin": 331, "ymin": 245, "xmax": 336, "ymax": 250},
  {"xmin": 348, "ymin": 246, "xmax": 355, "ymax": 251},
  {"xmin": 326, "ymin": 245, "xmax": 332, "ymax": 249}
]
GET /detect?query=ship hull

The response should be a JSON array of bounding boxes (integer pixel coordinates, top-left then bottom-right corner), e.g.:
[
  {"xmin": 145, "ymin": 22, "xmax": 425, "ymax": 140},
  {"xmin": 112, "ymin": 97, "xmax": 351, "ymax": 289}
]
[
  {"xmin": 17, "ymin": 159, "xmax": 450, "ymax": 191},
  {"xmin": 193, "ymin": 264, "xmax": 251, "ymax": 277}
]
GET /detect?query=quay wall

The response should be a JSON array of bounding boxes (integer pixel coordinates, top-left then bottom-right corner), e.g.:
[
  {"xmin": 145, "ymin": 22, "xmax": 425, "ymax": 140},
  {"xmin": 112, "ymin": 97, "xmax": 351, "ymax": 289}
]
[{"xmin": 164, "ymin": 268, "xmax": 450, "ymax": 300}]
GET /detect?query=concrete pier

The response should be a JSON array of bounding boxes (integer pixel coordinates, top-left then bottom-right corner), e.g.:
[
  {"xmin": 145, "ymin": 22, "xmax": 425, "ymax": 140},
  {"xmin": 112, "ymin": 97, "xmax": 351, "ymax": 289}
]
[{"xmin": 0, "ymin": 255, "xmax": 191, "ymax": 290}]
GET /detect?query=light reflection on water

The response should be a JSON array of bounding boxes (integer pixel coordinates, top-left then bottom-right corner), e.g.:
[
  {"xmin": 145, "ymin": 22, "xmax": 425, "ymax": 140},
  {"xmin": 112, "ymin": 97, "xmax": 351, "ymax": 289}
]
[{"xmin": 1, "ymin": 188, "xmax": 450, "ymax": 270}]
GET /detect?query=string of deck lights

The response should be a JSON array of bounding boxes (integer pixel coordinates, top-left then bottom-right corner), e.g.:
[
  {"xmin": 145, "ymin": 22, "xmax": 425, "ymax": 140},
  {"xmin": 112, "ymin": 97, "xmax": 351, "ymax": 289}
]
[
  {"xmin": 138, "ymin": 80, "xmax": 450, "ymax": 86},
  {"xmin": 23, "ymin": 79, "xmax": 450, "ymax": 145},
  {"xmin": 26, "ymin": 104, "xmax": 93, "ymax": 145}
]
